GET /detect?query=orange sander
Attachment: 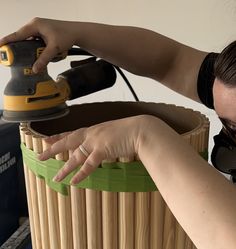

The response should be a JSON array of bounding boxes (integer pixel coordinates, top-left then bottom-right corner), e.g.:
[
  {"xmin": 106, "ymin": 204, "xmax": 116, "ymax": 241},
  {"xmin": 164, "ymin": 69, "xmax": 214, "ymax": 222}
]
[{"xmin": 0, "ymin": 39, "xmax": 116, "ymax": 122}]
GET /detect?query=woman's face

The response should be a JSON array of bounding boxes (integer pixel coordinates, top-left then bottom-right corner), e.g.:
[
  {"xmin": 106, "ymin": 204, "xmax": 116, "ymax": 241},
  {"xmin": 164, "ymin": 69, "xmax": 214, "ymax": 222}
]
[{"xmin": 213, "ymin": 78, "xmax": 236, "ymax": 129}]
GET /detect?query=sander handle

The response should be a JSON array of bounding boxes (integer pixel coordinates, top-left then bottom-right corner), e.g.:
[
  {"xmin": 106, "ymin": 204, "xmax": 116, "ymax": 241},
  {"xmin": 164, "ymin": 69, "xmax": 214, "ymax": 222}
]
[{"xmin": 57, "ymin": 59, "xmax": 117, "ymax": 100}]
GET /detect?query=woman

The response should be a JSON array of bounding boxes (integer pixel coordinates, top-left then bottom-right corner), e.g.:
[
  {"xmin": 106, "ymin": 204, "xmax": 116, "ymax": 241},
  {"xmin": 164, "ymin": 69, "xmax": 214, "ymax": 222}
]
[{"xmin": 1, "ymin": 18, "xmax": 236, "ymax": 249}]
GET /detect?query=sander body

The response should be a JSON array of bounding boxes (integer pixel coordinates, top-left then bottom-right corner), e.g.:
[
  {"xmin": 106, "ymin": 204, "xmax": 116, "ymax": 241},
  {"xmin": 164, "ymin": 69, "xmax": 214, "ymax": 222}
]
[{"xmin": 0, "ymin": 40, "xmax": 116, "ymax": 122}]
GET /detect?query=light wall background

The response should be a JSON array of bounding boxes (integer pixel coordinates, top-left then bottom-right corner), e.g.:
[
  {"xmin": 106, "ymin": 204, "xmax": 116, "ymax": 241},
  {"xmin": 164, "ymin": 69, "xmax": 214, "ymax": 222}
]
[{"xmin": 0, "ymin": 0, "xmax": 236, "ymax": 162}]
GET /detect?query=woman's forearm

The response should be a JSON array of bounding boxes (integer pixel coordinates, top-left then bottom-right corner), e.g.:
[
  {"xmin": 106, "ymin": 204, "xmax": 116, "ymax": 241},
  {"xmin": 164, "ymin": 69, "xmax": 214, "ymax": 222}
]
[
  {"xmin": 137, "ymin": 115, "xmax": 236, "ymax": 249},
  {"xmin": 71, "ymin": 21, "xmax": 207, "ymax": 100},
  {"xmin": 0, "ymin": 18, "xmax": 207, "ymax": 100},
  {"xmin": 72, "ymin": 22, "xmax": 182, "ymax": 80}
]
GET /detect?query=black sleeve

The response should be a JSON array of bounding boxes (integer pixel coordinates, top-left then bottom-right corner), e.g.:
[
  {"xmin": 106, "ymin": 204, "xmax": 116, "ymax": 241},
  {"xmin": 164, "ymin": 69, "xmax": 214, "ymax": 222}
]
[{"xmin": 197, "ymin": 52, "xmax": 219, "ymax": 109}]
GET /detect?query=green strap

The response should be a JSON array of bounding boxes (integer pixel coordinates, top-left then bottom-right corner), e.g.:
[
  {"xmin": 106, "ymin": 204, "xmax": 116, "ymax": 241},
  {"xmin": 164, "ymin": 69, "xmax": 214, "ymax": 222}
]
[
  {"xmin": 200, "ymin": 150, "xmax": 208, "ymax": 161},
  {"xmin": 21, "ymin": 143, "xmax": 157, "ymax": 195},
  {"xmin": 21, "ymin": 143, "xmax": 208, "ymax": 196}
]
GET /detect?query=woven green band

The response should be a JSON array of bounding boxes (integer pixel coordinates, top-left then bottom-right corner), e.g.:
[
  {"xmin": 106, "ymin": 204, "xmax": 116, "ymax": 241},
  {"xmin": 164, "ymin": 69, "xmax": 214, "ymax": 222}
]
[
  {"xmin": 199, "ymin": 150, "xmax": 208, "ymax": 161},
  {"xmin": 21, "ymin": 143, "xmax": 157, "ymax": 195},
  {"xmin": 21, "ymin": 143, "xmax": 208, "ymax": 196}
]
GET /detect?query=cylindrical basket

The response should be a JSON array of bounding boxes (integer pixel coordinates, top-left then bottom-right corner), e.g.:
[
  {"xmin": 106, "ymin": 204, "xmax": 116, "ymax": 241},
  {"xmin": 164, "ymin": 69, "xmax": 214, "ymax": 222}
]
[{"xmin": 20, "ymin": 102, "xmax": 209, "ymax": 249}]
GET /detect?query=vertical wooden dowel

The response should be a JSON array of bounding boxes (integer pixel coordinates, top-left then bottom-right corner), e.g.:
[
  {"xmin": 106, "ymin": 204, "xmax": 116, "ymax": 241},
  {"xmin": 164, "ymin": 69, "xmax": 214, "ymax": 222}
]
[
  {"xmin": 56, "ymin": 152, "xmax": 73, "ymax": 249},
  {"xmin": 32, "ymin": 136, "xmax": 50, "ymax": 249},
  {"xmin": 25, "ymin": 132, "xmax": 42, "ymax": 249},
  {"xmin": 175, "ymin": 222, "xmax": 186, "ymax": 249},
  {"xmin": 102, "ymin": 158, "xmax": 118, "ymax": 249},
  {"xmin": 70, "ymin": 149, "xmax": 87, "ymax": 249},
  {"xmin": 198, "ymin": 130, "xmax": 203, "ymax": 154},
  {"xmin": 134, "ymin": 154, "xmax": 150, "ymax": 249},
  {"xmin": 183, "ymin": 134, "xmax": 191, "ymax": 146},
  {"xmin": 20, "ymin": 127, "xmax": 37, "ymax": 249},
  {"xmin": 119, "ymin": 157, "xmax": 135, "ymax": 249},
  {"xmin": 150, "ymin": 191, "xmax": 165, "ymax": 249},
  {"xmin": 163, "ymin": 205, "xmax": 176, "ymax": 249},
  {"xmin": 57, "ymin": 190, "xmax": 73, "ymax": 249},
  {"xmin": 199, "ymin": 129, "xmax": 203, "ymax": 153},
  {"xmin": 204, "ymin": 122, "xmax": 209, "ymax": 153},
  {"xmin": 42, "ymin": 140, "xmax": 61, "ymax": 249},
  {"xmin": 185, "ymin": 236, "xmax": 193, "ymax": 249},
  {"xmin": 86, "ymin": 188, "xmax": 102, "ymax": 249},
  {"xmin": 203, "ymin": 124, "xmax": 209, "ymax": 152},
  {"xmin": 135, "ymin": 191, "xmax": 150, "ymax": 249},
  {"xmin": 194, "ymin": 131, "xmax": 201, "ymax": 152},
  {"xmin": 204, "ymin": 120, "xmax": 210, "ymax": 150},
  {"xmin": 71, "ymin": 186, "xmax": 87, "ymax": 249},
  {"xmin": 19, "ymin": 126, "xmax": 27, "ymax": 143},
  {"xmin": 190, "ymin": 133, "xmax": 198, "ymax": 152},
  {"xmin": 119, "ymin": 192, "xmax": 135, "ymax": 249},
  {"xmin": 102, "ymin": 191, "xmax": 118, "ymax": 249},
  {"xmin": 192, "ymin": 244, "xmax": 198, "ymax": 249}
]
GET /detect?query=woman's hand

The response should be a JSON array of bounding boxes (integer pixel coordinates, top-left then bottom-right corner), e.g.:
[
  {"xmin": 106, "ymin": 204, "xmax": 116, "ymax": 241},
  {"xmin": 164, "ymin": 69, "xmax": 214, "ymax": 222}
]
[
  {"xmin": 38, "ymin": 115, "xmax": 149, "ymax": 185},
  {"xmin": 0, "ymin": 18, "xmax": 79, "ymax": 73}
]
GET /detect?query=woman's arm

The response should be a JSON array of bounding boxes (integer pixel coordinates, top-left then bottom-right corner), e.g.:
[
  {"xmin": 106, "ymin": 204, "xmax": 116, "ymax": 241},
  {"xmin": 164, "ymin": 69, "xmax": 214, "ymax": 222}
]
[
  {"xmin": 39, "ymin": 114, "xmax": 236, "ymax": 249},
  {"xmin": 0, "ymin": 17, "xmax": 207, "ymax": 102},
  {"xmin": 138, "ymin": 115, "xmax": 236, "ymax": 249}
]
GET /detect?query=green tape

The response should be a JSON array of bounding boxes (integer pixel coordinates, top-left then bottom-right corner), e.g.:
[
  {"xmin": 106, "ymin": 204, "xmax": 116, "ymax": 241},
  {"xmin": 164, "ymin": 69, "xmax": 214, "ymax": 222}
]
[
  {"xmin": 21, "ymin": 144, "xmax": 208, "ymax": 196},
  {"xmin": 200, "ymin": 149, "xmax": 208, "ymax": 161},
  {"xmin": 21, "ymin": 143, "xmax": 157, "ymax": 195}
]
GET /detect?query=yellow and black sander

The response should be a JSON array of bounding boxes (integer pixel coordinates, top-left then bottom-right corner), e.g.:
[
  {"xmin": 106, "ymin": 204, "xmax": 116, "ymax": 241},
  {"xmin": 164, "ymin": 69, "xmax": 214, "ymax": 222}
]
[{"xmin": 0, "ymin": 40, "xmax": 116, "ymax": 122}]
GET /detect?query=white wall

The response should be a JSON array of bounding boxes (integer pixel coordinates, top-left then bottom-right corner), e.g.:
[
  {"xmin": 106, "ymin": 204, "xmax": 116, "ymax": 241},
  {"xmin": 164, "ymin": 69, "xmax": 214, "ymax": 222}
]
[{"xmin": 0, "ymin": 0, "xmax": 236, "ymax": 155}]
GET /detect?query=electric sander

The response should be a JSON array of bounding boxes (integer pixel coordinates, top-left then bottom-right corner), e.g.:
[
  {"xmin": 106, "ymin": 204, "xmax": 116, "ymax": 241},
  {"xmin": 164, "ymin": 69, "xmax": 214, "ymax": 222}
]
[{"xmin": 0, "ymin": 40, "xmax": 116, "ymax": 122}]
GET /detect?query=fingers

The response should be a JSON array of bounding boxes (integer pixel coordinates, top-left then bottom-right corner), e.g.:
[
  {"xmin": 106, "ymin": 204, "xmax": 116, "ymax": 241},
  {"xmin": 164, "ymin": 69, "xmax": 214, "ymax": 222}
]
[
  {"xmin": 38, "ymin": 138, "xmax": 67, "ymax": 160},
  {"xmin": 0, "ymin": 21, "xmax": 39, "ymax": 46},
  {"xmin": 0, "ymin": 17, "xmax": 63, "ymax": 73},
  {"xmin": 53, "ymin": 150, "xmax": 86, "ymax": 182},
  {"xmin": 38, "ymin": 127, "xmax": 104, "ymax": 185},
  {"xmin": 38, "ymin": 130, "xmax": 85, "ymax": 161},
  {"xmin": 0, "ymin": 32, "xmax": 20, "ymax": 46},
  {"xmin": 36, "ymin": 117, "xmax": 139, "ymax": 186},
  {"xmin": 71, "ymin": 150, "xmax": 103, "ymax": 184},
  {"xmin": 43, "ymin": 131, "xmax": 72, "ymax": 144},
  {"xmin": 32, "ymin": 43, "xmax": 61, "ymax": 73},
  {"xmin": 53, "ymin": 148, "xmax": 103, "ymax": 185},
  {"xmin": 38, "ymin": 137, "xmax": 72, "ymax": 160}
]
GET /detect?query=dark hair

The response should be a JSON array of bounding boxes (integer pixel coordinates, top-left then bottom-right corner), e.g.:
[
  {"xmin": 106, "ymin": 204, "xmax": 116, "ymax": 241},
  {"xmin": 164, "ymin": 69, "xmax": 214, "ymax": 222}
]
[{"xmin": 214, "ymin": 40, "xmax": 236, "ymax": 86}]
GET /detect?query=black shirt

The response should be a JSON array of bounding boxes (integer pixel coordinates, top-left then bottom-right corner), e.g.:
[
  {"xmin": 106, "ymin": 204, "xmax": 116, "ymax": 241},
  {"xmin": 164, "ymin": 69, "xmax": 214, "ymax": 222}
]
[{"xmin": 197, "ymin": 52, "xmax": 219, "ymax": 109}]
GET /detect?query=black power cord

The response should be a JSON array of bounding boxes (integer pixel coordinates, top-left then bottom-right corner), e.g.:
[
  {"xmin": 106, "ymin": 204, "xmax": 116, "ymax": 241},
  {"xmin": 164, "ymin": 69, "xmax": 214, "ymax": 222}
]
[
  {"xmin": 68, "ymin": 47, "xmax": 140, "ymax": 102},
  {"xmin": 113, "ymin": 65, "xmax": 139, "ymax": 101}
]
